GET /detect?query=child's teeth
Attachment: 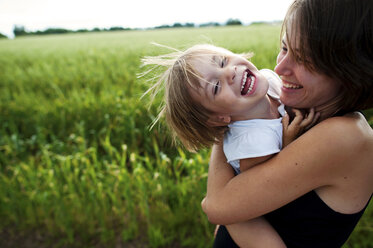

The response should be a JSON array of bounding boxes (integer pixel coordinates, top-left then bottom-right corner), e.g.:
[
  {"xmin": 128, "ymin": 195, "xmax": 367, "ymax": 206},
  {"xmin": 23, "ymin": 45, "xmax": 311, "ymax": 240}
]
[
  {"xmin": 242, "ymin": 72, "xmax": 247, "ymax": 91},
  {"xmin": 241, "ymin": 72, "xmax": 255, "ymax": 94},
  {"xmin": 249, "ymin": 76, "xmax": 254, "ymax": 91}
]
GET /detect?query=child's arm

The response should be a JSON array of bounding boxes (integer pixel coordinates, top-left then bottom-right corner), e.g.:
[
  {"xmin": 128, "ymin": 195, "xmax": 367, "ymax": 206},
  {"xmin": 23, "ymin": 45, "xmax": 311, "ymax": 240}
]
[
  {"xmin": 282, "ymin": 108, "xmax": 319, "ymax": 147},
  {"xmin": 222, "ymin": 108, "xmax": 319, "ymax": 247},
  {"xmin": 239, "ymin": 154, "xmax": 273, "ymax": 172},
  {"xmin": 224, "ymin": 157, "xmax": 286, "ymax": 248},
  {"xmin": 226, "ymin": 217, "xmax": 286, "ymax": 248}
]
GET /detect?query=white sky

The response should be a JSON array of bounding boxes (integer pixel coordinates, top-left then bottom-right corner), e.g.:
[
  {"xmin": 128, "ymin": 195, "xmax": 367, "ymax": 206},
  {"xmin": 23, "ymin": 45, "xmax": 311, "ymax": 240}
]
[{"xmin": 0, "ymin": 0, "xmax": 294, "ymax": 38}]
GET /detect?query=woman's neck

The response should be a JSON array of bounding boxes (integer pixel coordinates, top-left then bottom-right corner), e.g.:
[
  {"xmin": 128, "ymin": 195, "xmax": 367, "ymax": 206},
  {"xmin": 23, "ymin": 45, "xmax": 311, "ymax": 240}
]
[{"xmin": 315, "ymin": 94, "xmax": 344, "ymax": 123}]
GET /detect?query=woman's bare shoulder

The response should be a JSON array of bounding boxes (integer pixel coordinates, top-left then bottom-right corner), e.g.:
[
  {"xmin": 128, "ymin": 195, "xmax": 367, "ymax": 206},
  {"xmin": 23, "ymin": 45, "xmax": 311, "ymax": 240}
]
[
  {"xmin": 306, "ymin": 112, "xmax": 373, "ymax": 149},
  {"xmin": 302, "ymin": 112, "xmax": 373, "ymax": 187},
  {"xmin": 308, "ymin": 112, "xmax": 373, "ymax": 213},
  {"xmin": 279, "ymin": 112, "xmax": 372, "ymax": 187}
]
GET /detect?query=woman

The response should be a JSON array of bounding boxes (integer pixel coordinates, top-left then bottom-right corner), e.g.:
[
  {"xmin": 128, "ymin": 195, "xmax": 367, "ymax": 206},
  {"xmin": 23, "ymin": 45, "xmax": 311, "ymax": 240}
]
[{"xmin": 202, "ymin": 0, "xmax": 373, "ymax": 247}]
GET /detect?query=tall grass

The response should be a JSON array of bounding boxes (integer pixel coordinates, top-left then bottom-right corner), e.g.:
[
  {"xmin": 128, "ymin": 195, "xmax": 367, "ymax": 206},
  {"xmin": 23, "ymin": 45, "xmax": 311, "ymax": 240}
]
[{"xmin": 0, "ymin": 25, "xmax": 372, "ymax": 247}]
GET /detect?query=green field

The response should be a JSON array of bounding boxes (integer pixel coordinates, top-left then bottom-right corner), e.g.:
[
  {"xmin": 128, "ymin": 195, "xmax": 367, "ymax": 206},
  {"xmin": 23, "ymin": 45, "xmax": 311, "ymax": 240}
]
[{"xmin": 0, "ymin": 25, "xmax": 372, "ymax": 248}]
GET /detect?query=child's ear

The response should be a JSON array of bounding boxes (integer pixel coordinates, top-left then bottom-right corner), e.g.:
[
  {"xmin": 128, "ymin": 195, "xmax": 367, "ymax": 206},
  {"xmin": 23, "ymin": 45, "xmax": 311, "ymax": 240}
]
[{"xmin": 207, "ymin": 115, "xmax": 231, "ymax": 127}]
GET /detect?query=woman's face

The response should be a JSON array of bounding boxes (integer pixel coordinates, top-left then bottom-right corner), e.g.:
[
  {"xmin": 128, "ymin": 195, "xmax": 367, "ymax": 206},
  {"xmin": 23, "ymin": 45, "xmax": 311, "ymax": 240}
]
[{"xmin": 275, "ymin": 37, "xmax": 341, "ymax": 110}]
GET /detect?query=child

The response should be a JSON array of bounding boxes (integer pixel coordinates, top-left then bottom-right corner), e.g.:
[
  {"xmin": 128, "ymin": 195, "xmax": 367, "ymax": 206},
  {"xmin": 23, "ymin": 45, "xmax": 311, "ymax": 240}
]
[{"xmin": 142, "ymin": 44, "xmax": 316, "ymax": 248}]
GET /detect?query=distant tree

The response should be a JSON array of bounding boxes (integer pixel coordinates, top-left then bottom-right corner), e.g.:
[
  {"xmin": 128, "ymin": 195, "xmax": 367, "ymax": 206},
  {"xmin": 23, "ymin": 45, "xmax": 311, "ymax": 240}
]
[
  {"xmin": 42, "ymin": 28, "xmax": 70, "ymax": 34},
  {"xmin": 184, "ymin": 23, "xmax": 195, "ymax": 27},
  {"xmin": 226, "ymin": 18, "xmax": 242, "ymax": 26},
  {"xmin": 13, "ymin": 25, "xmax": 27, "ymax": 37},
  {"xmin": 109, "ymin": 26, "xmax": 119, "ymax": 31},
  {"xmin": 0, "ymin": 33, "xmax": 7, "ymax": 39},
  {"xmin": 109, "ymin": 26, "xmax": 130, "ymax": 31},
  {"xmin": 199, "ymin": 22, "xmax": 221, "ymax": 27},
  {"xmin": 154, "ymin": 24, "xmax": 171, "ymax": 29},
  {"xmin": 251, "ymin": 21, "xmax": 266, "ymax": 25},
  {"xmin": 92, "ymin": 27, "xmax": 101, "ymax": 32},
  {"xmin": 77, "ymin": 29, "xmax": 89, "ymax": 33},
  {"xmin": 173, "ymin": 23, "xmax": 183, "ymax": 28}
]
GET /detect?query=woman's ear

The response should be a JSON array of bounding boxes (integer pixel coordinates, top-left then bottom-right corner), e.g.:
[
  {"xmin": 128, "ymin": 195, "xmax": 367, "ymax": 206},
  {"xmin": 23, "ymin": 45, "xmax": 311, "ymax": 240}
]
[{"xmin": 207, "ymin": 115, "xmax": 231, "ymax": 127}]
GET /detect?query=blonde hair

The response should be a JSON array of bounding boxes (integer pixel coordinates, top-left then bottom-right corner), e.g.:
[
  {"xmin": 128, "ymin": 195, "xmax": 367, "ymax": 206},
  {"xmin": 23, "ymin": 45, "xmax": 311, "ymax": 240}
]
[{"xmin": 142, "ymin": 44, "xmax": 252, "ymax": 152}]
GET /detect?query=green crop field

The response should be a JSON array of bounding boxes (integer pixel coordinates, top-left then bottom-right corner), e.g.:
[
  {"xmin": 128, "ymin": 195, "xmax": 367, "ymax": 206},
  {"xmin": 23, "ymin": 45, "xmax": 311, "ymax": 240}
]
[{"xmin": 0, "ymin": 25, "xmax": 372, "ymax": 248}]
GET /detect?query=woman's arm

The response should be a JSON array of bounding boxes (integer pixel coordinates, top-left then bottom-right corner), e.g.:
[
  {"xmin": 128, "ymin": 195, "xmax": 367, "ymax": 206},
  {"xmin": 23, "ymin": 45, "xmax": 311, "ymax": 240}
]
[{"xmin": 202, "ymin": 113, "xmax": 371, "ymax": 224}]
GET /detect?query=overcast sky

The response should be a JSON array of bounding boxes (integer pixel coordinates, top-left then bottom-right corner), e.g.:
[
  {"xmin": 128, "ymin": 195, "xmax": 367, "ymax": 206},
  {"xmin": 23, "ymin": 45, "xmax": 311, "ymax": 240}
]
[{"xmin": 0, "ymin": 0, "xmax": 294, "ymax": 38}]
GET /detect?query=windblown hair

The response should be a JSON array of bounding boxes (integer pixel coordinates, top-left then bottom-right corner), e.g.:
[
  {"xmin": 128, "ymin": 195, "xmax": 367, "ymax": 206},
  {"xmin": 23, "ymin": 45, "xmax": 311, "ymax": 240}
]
[
  {"xmin": 142, "ymin": 44, "xmax": 250, "ymax": 152},
  {"xmin": 283, "ymin": 0, "xmax": 373, "ymax": 113}
]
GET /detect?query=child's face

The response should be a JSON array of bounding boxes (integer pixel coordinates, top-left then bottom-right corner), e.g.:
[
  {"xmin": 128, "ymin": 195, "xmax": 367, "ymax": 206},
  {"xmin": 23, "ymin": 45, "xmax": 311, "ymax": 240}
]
[{"xmin": 189, "ymin": 47, "xmax": 270, "ymax": 122}]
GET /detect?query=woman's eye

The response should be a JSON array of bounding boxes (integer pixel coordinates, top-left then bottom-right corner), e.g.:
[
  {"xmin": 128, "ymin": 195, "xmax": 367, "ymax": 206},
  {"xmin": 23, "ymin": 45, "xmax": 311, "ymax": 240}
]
[
  {"xmin": 214, "ymin": 81, "xmax": 220, "ymax": 95},
  {"xmin": 281, "ymin": 46, "xmax": 288, "ymax": 53}
]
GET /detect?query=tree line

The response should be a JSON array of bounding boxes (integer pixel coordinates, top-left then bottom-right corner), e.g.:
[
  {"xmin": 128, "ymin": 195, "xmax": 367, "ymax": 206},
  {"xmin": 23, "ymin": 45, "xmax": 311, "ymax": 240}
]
[
  {"xmin": 12, "ymin": 25, "xmax": 132, "ymax": 37},
  {"xmin": 1, "ymin": 19, "xmax": 245, "ymax": 39}
]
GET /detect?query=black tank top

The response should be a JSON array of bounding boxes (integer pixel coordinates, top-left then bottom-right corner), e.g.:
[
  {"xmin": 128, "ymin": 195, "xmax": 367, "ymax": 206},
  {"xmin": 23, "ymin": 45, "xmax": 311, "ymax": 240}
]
[{"xmin": 265, "ymin": 190, "xmax": 371, "ymax": 248}]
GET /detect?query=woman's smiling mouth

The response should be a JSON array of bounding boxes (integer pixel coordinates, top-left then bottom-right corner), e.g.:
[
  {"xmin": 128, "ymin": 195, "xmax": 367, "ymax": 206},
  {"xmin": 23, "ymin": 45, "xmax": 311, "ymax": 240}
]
[
  {"xmin": 241, "ymin": 69, "xmax": 256, "ymax": 95},
  {"xmin": 282, "ymin": 80, "xmax": 303, "ymax": 89}
]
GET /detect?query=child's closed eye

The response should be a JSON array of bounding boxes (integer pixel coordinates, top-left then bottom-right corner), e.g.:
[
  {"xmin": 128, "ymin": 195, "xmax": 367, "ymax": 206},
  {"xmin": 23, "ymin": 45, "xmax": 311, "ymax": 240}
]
[
  {"xmin": 221, "ymin": 57, "xmax": 227, "ymax": 67},
  {"xmin": 214, "ymin": 81, "xmax": 220, "ymax": 95}
]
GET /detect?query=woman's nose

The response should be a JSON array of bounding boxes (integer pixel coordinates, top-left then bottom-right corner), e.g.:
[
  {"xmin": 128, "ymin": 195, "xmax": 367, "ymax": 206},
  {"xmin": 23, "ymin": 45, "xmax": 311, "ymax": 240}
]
[{"xmin": 275, "ymin": 52, "xmax": 292, "ymax": 76}]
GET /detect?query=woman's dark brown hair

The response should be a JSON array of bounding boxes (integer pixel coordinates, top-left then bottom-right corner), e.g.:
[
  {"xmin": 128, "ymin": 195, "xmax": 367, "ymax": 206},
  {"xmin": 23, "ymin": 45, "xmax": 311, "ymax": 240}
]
[{"xmin": 283, "ymin": 0, "xmax": 373, "ymax": 112}]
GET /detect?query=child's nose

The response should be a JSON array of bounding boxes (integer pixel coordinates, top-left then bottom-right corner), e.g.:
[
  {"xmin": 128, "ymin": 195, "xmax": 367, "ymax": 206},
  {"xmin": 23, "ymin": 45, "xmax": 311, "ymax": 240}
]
[{"xmin": 227, "ymin": 66, "xmax": 236, "ymax": 85}]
